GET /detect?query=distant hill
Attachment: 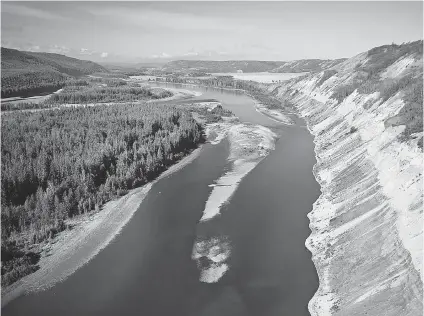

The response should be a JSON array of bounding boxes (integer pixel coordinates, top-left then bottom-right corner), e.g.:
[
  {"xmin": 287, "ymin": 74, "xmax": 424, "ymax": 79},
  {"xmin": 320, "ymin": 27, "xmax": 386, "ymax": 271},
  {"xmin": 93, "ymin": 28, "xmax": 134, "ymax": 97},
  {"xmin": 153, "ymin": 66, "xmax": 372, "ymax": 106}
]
[
  {"xmin": 270, "ymin": 58, "xmax": 347, "ymax": 73},
  {"xmin": 1, "ymin": 48, "xmax": 107, "ymax": 76},
  {"xmin": 162, "ymin": 60, "xmax": 285, "ymax": 73},
  {"xmin": 1, "ymin": 47, "xmax": 108, "ymax": 98},
  {"xmin": 161, "ymin": 58, "xmax": 346, "ymax": 73}
]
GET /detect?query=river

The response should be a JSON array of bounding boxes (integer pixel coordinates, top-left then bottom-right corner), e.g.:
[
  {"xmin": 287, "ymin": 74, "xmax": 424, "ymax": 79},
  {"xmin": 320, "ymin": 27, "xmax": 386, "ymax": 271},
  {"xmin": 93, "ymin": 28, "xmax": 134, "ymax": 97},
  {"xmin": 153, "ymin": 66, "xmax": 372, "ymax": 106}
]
[{"xmin": 2, "ymin": 83, "xmax": 320, "ymax": 316}]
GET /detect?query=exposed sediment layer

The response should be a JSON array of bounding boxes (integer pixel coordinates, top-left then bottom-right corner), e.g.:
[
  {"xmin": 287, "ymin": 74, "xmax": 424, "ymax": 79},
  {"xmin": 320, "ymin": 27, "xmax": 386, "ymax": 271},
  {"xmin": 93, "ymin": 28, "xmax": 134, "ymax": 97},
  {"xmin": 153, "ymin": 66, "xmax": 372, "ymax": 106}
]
[{"xmin": 271, "ymin": 66, "xmax": 423, "ymax": 315}]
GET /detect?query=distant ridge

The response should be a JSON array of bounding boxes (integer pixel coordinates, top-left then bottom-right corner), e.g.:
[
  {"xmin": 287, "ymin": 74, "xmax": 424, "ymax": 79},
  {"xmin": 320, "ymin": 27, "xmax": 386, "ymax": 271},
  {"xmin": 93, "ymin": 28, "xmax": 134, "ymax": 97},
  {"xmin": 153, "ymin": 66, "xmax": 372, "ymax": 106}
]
[
  {"xmin": 162, "ymin": 58, "xmax": 346, "ymax": 73},
  {"xmin": 1, "ymin": 47, "xmax": 108, "ymax": 98},
  {"xmin": 1, "ymin": 48, "xmax": 107, "ymax": 76}
]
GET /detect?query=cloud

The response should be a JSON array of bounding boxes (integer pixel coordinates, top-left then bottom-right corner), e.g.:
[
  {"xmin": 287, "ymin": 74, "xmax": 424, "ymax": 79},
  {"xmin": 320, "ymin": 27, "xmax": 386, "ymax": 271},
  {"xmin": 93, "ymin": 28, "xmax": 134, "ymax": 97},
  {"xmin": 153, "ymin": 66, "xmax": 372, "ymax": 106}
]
[
  {"xmin": 1, "ymin": 40, "xmax": 20, "ymax": 50},
  {"xmin": 183, "ymin": 50, "xmax": 199, "ymax": 57},
  {"xmin": 48, "ymin": 45, "xmax": 70, "ymax": 54},
  {"xmin": 100, "ymin": 52, "xmax": 109, "ymax": 58},
  {"xmin": 80, "ymin": 48, "xmax": 95, "ymax": 55},
  {"xmin": 1, "ymin": 40, "xmax": 42, "ymax": 52},
  {"xmin": 89, "ymin": 6, "xmax": 255, "ymax": 33},
  {"xmin": 151, "ymin": 52, "xmax": 171, "ymax": 59},
  {"xmin": 2, "ymin": 2, "xmax": 65, "ymax": 21},
  {"xmin": 27, "ymin": 45, "xmax": 41, "ymax": 52}
]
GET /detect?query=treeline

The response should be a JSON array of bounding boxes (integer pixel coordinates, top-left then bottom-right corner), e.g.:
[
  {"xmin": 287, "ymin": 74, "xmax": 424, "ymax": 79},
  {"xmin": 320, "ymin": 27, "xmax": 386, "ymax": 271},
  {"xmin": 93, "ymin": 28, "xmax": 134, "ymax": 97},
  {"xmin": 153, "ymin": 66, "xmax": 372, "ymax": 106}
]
[
  {"xmin": 1, "ymin": 71, "xmax": 68, "ymax": 98},
  {"xmin": 1, "ymin": 103, "xmax": 204, "ymax": 286},
  {"xmin": 1, "ymin": 102, "xmax": 53, "ymax": 112},
  {"xmin": 1, "ymin": 79, "xmax": 172, "ymax": 112},
  {"xmin": 45, "ymin": 86, "xmax": 172, "ymax": 104}
]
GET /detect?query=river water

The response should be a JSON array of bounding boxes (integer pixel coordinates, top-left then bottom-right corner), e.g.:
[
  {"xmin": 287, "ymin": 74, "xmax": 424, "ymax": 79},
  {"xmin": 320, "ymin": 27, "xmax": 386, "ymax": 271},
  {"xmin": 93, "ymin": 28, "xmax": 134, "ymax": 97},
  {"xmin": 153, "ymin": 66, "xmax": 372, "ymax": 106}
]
[{"xmin": 2, "ymin": 83, "xmax": 320, "ymax": 316}]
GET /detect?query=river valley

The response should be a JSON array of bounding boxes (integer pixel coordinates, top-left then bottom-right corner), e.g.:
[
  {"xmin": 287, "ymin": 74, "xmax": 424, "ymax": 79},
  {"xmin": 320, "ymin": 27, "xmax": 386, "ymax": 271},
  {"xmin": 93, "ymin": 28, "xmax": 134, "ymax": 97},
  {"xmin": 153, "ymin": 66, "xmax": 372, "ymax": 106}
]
[{"xmin": 2, "ymin": 82, "xmax": 320, "ymax": 316}]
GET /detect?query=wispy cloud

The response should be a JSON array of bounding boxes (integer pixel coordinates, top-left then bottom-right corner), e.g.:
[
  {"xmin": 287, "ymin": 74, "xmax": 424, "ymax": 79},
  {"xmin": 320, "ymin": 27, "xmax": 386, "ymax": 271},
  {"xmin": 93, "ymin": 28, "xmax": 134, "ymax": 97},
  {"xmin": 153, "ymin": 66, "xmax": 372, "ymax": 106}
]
[
  {"xmin": 151, "ymin": 52, "xmax": 172, "ymax": 59},
  {"xmin": 80, "ymin": 48, "xmax": 94, "ymax": 55},
  {"xmin": 88, "ymin": 6, "xmax": 255, "ymax": 33},
  {"xmin": 48, "ymin": 45, "xmax": 70, "ymax": 54},
  {"xmin": 2, "ymin": 2, "xmax": 66, "ymax": 21},
  {"xmin": 27, "ymin": 45, "xmax": 41, "ymax": 52}
]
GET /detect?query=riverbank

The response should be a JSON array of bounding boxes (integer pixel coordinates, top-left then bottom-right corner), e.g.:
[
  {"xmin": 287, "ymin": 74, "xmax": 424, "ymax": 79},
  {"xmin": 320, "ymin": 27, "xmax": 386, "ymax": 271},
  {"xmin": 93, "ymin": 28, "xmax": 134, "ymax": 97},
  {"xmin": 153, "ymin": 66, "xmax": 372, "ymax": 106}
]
[
  {"xmin": 1, "ymin": 145, "xmax": 203, "ymax": 307},
  {"xmin": 2, "ymin": 87, "xmax": 239, "ymax": 306},
  {"xmin": 143, "ymin": 79, "xmax": 297, "ymax": 126},
  {"xmin": 271, "ymin": 66, "xmax": 423, "ymax": 315},
  {"xmin": 1, "ymin": 85, "xmax": 206, "ymax": 305}
]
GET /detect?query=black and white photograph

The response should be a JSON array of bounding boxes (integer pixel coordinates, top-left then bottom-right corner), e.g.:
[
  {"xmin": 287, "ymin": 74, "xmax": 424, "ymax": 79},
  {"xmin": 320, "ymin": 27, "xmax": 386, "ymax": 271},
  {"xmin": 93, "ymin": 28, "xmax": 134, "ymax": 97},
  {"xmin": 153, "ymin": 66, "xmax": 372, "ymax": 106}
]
[{"xmin": 0, "ymin": 1, "xmax": 423, "ymax": 315}]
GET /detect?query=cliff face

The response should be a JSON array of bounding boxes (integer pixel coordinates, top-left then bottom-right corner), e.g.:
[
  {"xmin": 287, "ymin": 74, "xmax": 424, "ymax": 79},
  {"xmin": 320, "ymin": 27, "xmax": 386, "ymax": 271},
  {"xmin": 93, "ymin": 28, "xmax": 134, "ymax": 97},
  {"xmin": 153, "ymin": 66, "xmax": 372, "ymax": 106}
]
[{"xmin": 271, "ymin": 41, "xmax": 423, "ymax": 315}]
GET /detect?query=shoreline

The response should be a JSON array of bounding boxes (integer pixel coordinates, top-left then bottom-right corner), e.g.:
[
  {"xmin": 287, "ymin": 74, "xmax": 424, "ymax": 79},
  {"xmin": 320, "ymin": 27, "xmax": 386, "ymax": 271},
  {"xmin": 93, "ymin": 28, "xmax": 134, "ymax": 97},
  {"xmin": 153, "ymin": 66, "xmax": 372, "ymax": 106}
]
[
  {"xmin": 1, "ymin": 146, "xmax": 203, "ymax": 307},
  {"xmin": 147, "ymin": 80, "xmax": 300, "ymax": 126},
  {"xmin": 2, "ymin": 85, "xmax": 214, "ymax": 307}
]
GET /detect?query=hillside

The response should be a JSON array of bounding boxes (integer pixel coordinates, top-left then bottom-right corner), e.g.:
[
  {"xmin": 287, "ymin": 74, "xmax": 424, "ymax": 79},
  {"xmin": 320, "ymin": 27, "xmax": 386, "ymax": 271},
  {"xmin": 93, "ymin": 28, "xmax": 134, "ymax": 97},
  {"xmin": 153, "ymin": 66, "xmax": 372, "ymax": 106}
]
[
  {"xmin": 161, "ymin": 58, "xmax": 346, "ymax": 73},
  {"xmin": 1, "ymin": 48, "xmax": 107, "ymax": 75},
  {"xmin": 1, "ymin": 48, "xmax": 108, "ymax": 98},
  {"xmin": 265, "ymin": 40, "xmax": 423, "ymax": 315}
]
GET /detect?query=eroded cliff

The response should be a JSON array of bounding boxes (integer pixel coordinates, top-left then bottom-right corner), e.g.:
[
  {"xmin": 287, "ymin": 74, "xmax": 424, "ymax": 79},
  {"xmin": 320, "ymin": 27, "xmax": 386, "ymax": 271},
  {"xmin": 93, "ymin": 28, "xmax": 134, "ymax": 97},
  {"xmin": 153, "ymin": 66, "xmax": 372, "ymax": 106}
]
[{"xmin": 271, "ymin": 41, "xmax": 423, "ymax": 315}]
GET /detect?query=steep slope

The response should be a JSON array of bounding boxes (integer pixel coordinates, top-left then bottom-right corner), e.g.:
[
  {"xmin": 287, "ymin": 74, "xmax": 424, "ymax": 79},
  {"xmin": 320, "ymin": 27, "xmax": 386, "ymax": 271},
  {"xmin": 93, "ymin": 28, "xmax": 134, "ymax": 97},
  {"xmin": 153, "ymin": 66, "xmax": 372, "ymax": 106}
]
[
  {"xmin": 162, "ymin": 59, "xmax": 345, "ymax": 73},
  {"xmin": 1, "ymin": 48, "xmax": 108, "ymax": 98},
  {"xmin": 269, "ymin": 40, "xmax": 423, "ymax": 315}
]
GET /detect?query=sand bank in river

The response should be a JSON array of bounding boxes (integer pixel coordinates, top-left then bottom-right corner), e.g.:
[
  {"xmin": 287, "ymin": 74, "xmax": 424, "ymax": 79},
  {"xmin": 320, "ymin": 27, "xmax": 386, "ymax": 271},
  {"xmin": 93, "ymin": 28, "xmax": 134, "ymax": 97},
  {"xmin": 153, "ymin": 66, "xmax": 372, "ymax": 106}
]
[
  {"xmin": 254, "ymin": 102, "xmax": 294, "ymax": 125},
  {"xmin": 192, "ymin": 122, "xmax": 278, "ymax": 283}
]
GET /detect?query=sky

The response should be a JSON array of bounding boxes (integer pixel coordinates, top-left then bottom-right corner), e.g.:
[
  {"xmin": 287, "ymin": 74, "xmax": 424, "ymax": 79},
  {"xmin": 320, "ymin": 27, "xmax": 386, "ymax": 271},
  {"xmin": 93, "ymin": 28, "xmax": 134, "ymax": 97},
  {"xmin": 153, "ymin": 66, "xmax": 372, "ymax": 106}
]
[{"xmin": 1, "ymin": 1, "xmax": 423, "ymax": 63}]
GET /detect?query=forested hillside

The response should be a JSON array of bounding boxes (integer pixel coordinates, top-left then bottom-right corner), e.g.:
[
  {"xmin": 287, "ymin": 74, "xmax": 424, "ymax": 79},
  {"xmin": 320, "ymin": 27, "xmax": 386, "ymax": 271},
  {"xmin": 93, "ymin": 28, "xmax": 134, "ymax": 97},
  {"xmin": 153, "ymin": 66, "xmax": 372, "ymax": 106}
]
[
  {"xmin": 1, "ymin": 48, "xmax": 108, "ymax": 98},
  {"xmin": 1, "ymin": 103, "xmax": 203, "ymax": 286}
]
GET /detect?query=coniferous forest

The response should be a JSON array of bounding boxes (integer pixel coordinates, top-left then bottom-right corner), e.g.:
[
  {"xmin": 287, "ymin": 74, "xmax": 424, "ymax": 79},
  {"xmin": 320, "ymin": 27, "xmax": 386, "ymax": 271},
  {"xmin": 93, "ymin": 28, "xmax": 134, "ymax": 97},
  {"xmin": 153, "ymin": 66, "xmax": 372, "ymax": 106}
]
[{"xmin": 1, "ymin": 102, "xmax": 204, "ymax": 286}]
